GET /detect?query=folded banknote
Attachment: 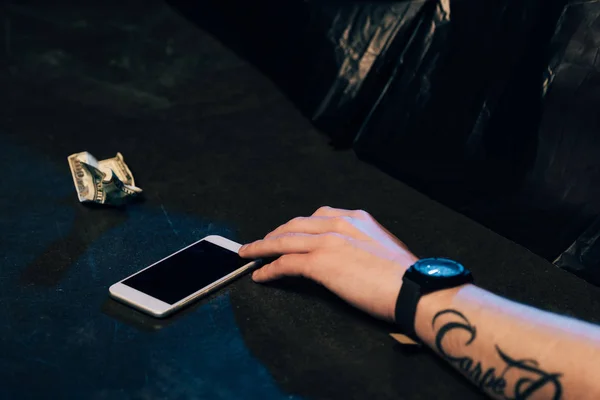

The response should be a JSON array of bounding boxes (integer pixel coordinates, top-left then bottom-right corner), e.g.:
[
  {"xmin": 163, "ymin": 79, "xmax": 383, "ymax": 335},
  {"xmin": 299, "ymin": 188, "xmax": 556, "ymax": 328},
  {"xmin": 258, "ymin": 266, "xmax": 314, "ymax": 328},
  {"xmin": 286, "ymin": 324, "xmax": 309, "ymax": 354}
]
[{"xmin": 68, "ymin": 151, "xmax": 142, "ymax": 205}]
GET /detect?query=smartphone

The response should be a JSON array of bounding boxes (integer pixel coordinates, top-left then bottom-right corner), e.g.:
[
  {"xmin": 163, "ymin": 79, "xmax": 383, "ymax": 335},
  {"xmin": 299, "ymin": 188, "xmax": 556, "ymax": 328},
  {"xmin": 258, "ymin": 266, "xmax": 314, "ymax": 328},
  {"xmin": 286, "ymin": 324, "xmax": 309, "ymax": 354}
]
[{"xmin": 109, "ymin": 235, "xmax": 257, "ymax": 318}]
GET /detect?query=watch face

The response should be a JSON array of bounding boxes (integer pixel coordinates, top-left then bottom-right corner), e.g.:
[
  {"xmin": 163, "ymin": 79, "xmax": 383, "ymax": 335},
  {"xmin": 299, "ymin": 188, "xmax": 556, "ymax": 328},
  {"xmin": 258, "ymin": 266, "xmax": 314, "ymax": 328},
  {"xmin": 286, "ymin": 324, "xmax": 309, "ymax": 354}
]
[{"xmin": 413, "ymin": 258, "xmax": 465, "ymax": 278}]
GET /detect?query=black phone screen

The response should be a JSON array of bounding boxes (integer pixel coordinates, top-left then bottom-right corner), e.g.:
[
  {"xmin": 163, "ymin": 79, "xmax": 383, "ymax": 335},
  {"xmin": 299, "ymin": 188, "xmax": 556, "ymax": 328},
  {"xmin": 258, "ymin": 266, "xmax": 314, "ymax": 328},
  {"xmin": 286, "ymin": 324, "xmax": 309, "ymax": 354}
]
[{"xmin": 122, "ymin": 240, "xmax": 249, "ymax": 305}]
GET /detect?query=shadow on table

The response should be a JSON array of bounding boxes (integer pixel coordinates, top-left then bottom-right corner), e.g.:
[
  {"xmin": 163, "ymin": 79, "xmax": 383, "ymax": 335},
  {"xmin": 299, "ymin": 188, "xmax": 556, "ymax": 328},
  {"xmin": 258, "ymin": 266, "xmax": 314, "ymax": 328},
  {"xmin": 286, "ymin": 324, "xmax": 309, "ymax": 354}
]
[
  {"xmin": 21, "ymin": 203, "xmax": 131, "ymax": 286},
  {"xmin": 231, "ymin": 275, "xmax": 481, "ymax": 399},
  {"xmin": 101, "ymin": 275, "xmax": 394, "ymax": 333},
  {"xmin": 101, "ymin": 298, "xmax": 187, "ymax": 332},
  {"xmin": 99, "ymin": 290, "xmax": 235, "ymax": 333}
]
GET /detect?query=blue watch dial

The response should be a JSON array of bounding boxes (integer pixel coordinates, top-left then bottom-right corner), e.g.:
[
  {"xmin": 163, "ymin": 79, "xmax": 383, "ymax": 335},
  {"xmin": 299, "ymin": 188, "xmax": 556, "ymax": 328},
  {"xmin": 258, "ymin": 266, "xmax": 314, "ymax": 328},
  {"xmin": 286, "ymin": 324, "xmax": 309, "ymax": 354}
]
[{"xmin": 413, "ymin": 258, "xmax": 465, "ymax": 278}]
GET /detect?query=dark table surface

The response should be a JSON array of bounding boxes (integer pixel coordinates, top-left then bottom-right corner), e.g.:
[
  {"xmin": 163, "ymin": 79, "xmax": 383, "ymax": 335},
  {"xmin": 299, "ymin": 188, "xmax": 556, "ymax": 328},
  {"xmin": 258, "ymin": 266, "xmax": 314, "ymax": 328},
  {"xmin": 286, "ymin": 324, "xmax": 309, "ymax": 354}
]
[{"xmin": 2, "ymin": 2, "xmax": 600, "ymax": 399}]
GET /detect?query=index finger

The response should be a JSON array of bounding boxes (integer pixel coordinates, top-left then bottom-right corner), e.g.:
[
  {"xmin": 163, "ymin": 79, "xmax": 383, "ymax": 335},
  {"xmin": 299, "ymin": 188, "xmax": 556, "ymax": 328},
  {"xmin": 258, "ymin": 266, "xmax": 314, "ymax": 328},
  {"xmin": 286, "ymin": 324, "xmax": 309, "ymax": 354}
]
[{"xmin": 238, "ymin": 233, "xmax": 321, "ymax": 258}]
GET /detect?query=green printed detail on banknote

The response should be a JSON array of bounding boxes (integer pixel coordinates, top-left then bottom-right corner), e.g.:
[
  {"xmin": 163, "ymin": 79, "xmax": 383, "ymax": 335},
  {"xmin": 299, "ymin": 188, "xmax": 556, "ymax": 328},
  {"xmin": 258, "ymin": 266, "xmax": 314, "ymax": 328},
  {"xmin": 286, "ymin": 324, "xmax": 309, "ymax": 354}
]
[{"xmin": 68, "ymin": 151, "xmax": 142, "ymax": 205}]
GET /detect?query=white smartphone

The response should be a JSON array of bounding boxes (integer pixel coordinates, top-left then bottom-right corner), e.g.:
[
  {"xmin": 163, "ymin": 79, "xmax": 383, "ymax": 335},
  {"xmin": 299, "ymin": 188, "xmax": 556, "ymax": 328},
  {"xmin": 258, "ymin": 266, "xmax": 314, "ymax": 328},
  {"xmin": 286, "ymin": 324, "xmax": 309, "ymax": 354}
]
[{"xmin": 109, "ymin": 235, "xmax": 257, "ymax": 318}]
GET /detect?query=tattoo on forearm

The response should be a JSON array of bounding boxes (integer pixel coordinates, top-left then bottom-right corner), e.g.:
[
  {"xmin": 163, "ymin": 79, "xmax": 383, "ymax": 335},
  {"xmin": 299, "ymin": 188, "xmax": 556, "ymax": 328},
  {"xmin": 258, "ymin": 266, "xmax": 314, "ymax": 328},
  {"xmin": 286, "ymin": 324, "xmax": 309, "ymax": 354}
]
[{"xmin": 432, "ymin": 309, "xmax": 562, "ymax": 399}]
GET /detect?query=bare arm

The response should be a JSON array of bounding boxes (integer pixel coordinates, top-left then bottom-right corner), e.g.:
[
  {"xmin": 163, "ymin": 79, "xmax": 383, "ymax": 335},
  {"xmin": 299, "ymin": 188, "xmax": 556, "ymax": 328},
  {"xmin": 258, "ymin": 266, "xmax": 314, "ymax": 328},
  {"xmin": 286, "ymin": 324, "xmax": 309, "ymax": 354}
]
[
  {"xmin": 239, "ymin": 206, "xmax": 600, "ymax": 399},
  {"xmin": 415, "ymin": 284, "xmax": 600, "ymax": 399}
]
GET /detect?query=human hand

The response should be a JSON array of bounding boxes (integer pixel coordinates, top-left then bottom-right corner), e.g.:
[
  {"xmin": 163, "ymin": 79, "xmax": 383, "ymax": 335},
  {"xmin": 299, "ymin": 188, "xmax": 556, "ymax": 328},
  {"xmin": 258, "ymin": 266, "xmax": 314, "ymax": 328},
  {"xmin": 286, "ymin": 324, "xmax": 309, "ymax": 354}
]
[{"xmin": 238, "ymin": 206, "xmax": 419, "ymax": 322}]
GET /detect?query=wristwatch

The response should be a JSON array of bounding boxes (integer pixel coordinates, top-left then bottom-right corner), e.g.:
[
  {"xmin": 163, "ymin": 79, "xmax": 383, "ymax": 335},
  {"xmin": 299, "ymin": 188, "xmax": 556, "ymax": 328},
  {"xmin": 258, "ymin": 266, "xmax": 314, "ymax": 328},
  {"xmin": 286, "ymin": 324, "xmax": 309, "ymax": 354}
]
[{"xmin": 395, "ymin": 258, "xmax": 473, "ymax": 340}]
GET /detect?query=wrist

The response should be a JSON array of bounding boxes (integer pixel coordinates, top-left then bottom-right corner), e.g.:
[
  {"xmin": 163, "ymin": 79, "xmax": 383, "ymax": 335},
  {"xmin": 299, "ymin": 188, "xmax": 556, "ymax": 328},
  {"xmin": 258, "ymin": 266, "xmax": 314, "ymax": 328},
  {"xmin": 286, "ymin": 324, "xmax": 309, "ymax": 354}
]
[
  {"xmin": 394, "ymin": 258, "xmax": 473, "ymax": 340},
  {"xmin": 414, "ymin": 284, "xmax": 471, "ymax": 342},
  {"xmin": 386, "ymin": 256, "xmax": 419, "ymax": 322}
]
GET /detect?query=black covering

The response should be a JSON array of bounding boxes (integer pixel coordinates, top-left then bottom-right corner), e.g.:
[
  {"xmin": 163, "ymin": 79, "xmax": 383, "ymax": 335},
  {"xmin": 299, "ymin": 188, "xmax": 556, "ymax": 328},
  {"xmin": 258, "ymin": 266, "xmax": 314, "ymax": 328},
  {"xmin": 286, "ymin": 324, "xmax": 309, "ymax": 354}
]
[
  {"xmin": 548, "ymin": 1, "xmax": 600, "ymax": 286},
  {"xmin": 300, "ymin": 1, "xmax": 440, "ymax": 146},
  {"xmin": 350, "ymin": 0, "xmax": 600, "ymax": 284},
  {"xmin": 352, "ymin": 0, "xmax": 571, "ymax": 259},
  {"xmin": 556, "ymin": 218, "xmax": 600, "ymax": 287},
  {"xmin": 167, "ymin": 0, "xmax": 439, "ymax": 145}
]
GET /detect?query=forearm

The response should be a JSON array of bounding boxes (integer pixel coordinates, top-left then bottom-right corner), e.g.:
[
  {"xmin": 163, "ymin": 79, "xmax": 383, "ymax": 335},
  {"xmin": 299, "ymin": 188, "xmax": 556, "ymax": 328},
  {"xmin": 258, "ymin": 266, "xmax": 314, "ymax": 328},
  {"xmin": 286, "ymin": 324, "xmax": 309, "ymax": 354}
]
[{"xmin": 415, "ymin": 284, "xmax": 600, "ymax": 399}]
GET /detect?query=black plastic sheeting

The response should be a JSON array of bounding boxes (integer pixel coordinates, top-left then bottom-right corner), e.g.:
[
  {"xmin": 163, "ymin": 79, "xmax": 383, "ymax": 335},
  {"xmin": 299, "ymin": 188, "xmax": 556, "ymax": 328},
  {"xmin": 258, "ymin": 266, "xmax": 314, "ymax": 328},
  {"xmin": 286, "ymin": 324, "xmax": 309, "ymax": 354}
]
[
  {"xmin": 350, "ymin": 0, "xmax": 572, "ymax": 257},
  {"xmin": 556, "ymin": 218, "xmax": 600, "ymax": 288},
  {"xmin": 350, "ymin": 0, "xmax": 600, "ymax": 284},
  {"xmin": 548, "ymin": 1, "xmax": 600, "ymax": 287},
  {"xmin": 169, "ymin": 0, "xmax": 600, "ymax": 285},
  {"xmin": 298, "ymin": 1, "xmax": 440, "ymax": 146}
]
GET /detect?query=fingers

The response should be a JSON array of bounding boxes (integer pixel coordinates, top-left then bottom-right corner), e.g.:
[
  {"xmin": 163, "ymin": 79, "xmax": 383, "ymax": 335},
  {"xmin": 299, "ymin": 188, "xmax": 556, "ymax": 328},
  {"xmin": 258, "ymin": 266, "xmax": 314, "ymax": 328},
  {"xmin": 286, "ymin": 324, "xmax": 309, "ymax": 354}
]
[
  {"xmin": 312, "ymin": 206, "xmax": 371, "ymax": 220},
  {"xmin": 313, "ymin": 206, "xmax": 408, "ymax": 249},
  {"xmin": 239, "ymin": 233, "xmax": 326, "ymax": 258},
  {"xmin": 262, "ymin": 206, "xmax": 372, "ymax": 240},
  {"xmin": 252, "ymin": 254, "xmax": 310, "ymax": 282},
  {"xmin": 264, "ymin": 215, "xmax": 365, "ymax": 240}
]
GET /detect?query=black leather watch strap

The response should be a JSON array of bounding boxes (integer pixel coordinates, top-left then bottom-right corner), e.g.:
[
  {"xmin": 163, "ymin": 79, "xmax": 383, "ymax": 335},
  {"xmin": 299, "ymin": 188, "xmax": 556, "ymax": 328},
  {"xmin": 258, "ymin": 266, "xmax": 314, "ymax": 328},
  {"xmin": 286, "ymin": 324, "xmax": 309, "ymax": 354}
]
[{"xmin": 394, "ymin": 277, "xmax": 421, "ymax": 340}]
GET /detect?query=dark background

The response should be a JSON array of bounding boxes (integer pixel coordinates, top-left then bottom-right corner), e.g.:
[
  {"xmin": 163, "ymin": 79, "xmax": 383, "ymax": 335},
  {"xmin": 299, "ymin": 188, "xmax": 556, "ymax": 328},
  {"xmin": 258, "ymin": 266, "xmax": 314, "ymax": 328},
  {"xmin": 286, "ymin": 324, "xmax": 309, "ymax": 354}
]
[{"xmin": 1, "ymin": 1, "xmax": 600, "ymax": 399}]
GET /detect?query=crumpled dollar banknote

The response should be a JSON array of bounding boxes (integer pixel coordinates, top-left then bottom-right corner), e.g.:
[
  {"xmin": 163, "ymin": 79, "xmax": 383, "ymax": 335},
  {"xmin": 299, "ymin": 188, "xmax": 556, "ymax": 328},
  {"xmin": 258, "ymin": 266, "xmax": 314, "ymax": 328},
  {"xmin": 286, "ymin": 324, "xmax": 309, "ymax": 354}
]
[{"xmin": 67, "ymin": 151, "xmax": 143, "ymax": 205}]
